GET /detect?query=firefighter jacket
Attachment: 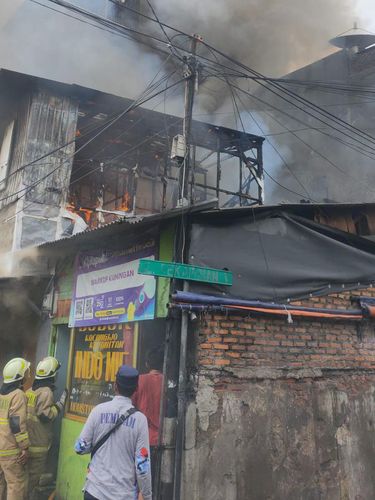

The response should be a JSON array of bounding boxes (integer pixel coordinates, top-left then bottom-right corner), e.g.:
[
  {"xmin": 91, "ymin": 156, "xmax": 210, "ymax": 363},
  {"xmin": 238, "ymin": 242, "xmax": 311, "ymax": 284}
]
[
  {"xmin": 26, "ymin": 387, "xmax": 58, "ymax": 456},
  {"xmin": 0, "ymin": 388, "xmax": 29, "ymax": 458}
]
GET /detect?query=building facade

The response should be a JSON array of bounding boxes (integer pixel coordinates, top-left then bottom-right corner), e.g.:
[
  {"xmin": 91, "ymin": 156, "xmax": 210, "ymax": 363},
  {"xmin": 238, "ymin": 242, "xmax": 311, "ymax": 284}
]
[{"xmin": 26, "ymin": 202, "xmax": 375, "ymax": 499}]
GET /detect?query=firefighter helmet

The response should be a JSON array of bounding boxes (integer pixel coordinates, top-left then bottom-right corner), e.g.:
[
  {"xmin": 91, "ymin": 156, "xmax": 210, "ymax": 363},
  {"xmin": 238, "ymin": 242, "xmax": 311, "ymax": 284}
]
[
  {"xmin": 35, "ymin": 356, "xmax": 61, "ymax": 380},
  {"xmin": 3, "ymin": 358, "xmax": 31, "ymax": 384}
]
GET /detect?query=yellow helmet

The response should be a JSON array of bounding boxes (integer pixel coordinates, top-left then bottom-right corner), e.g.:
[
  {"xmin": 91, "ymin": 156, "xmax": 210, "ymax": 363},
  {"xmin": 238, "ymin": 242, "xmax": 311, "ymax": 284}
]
[
  {"xmin": 3, "ymin": 358, "xmax": 31, "ymax": 384},
  {"xmin": 35, "ymin": 356, "xmax": 61, "ymax": 380}
]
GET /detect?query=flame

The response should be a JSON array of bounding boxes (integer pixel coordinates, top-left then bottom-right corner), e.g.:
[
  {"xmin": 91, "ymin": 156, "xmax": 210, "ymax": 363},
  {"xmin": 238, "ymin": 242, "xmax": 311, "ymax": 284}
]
[
  {"xmin": 66, "ymin": 203, "xmax": 93, "ymax": 224},
  {"xmin": 119, "ymin": 192, "xmax": 131, "ymax": 212}
]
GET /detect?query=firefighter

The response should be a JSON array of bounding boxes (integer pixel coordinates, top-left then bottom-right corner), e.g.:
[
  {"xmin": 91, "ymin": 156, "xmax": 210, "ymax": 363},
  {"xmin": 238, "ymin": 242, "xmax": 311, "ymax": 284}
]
[
  {"xmin": 0, "ymin": 357, "xmax": 31, "ymax": 500},
  {"xmin": 26, "ymin": 357, "xmax": 68, "ymax": 498}
]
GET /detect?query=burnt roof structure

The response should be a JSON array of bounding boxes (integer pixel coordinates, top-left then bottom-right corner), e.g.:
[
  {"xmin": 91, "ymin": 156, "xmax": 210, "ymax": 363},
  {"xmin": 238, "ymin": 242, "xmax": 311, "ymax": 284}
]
[{"xmin": 0, "ymin": 68, "xmax": 265, "ymax": 250}]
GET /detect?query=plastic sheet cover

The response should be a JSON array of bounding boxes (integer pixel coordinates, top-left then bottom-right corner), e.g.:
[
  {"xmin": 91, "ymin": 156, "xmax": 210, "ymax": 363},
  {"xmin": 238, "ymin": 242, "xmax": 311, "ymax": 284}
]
[{"xmin": 188, "ymin": 212, "xmax": 375, "ymax": 302}]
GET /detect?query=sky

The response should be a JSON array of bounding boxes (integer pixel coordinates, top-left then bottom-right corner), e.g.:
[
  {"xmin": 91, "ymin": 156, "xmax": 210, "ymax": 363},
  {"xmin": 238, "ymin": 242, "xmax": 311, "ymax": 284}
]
[{"xmin": 357, "ymin": 0, "xmax": 375, "ymax": 31}]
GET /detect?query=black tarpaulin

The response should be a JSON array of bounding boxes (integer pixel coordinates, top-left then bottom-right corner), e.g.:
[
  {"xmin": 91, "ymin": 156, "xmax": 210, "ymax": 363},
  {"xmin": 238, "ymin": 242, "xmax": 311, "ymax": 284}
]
[{"xmin": 188, "ymin": 212, "xmax": 375, "ymax": 302}]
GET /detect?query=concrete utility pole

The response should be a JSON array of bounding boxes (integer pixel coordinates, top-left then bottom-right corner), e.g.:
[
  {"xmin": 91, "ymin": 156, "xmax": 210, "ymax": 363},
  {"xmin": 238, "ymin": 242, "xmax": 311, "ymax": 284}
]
[
  {"xmin": 179, "ymin": 34, "xmax": 201, "ymax": 205},
  {"xmin": 173, "ymin": 34, "xmax": 202, "ymax": 500}
]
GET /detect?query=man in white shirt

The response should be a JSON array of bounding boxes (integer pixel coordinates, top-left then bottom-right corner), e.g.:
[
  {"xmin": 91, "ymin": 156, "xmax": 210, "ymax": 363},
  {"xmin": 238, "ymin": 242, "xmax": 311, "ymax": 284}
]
[{"xmin": 75, "ymin": 365, "xmax": 152, "ymax": 500}]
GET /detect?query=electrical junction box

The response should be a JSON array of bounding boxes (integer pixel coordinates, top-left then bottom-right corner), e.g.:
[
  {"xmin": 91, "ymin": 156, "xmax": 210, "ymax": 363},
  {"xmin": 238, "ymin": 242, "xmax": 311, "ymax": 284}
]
[{"xmin": 171, "ymin": 134, "xmax": 186, "ymax": 160}]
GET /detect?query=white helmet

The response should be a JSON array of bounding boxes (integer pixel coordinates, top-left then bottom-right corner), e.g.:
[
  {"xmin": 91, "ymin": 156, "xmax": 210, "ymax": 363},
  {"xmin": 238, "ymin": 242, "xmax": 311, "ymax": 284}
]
[
  {"xmin": 35, "ymin": 356, "xmax": 61, "ymax": 380},
  {"xmin": 3, "ymin": 358, "xmax": 31, "ymax": 384}
]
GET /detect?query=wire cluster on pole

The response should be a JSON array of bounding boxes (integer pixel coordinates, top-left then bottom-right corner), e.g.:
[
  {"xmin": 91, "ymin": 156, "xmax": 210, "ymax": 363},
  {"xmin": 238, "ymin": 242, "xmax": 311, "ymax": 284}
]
[{"xmin": 20, "ymin": 0, "xmax": 375, "ymax": 206}]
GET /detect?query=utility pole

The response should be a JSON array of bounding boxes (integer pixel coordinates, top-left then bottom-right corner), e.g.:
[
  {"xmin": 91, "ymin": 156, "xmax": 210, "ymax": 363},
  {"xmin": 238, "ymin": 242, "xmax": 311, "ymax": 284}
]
[
  {"xmin": 178, "ymin": 34, "xmax": 201, "ymax": 206},
  {"xmin": 173, "ymin": 34, "xmax": 201, "ymax": 500}
]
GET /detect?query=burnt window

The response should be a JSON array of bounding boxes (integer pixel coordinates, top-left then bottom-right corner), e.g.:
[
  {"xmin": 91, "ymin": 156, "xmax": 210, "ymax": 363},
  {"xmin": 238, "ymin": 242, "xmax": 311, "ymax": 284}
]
[{"xmin": 354, "ymin": 213, "xmax": 370, "ymax": 236}]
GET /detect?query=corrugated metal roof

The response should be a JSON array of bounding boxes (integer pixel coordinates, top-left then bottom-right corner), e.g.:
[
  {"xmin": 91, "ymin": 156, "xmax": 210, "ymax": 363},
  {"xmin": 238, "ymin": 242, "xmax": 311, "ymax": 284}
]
[
  {"xmin": 37, "ymin": 200, "xmax": 219, "ymax": 253},
  {"xmin": 36, "ymin": 200, "xmax": 375, "ymax": 254}
]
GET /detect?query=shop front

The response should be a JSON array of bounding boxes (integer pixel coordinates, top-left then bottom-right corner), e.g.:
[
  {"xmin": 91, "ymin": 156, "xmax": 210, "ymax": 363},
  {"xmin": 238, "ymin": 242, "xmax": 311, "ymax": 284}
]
[{"xmin": 44, "ymin": 222, "xmax": 174, "ymax": 499}]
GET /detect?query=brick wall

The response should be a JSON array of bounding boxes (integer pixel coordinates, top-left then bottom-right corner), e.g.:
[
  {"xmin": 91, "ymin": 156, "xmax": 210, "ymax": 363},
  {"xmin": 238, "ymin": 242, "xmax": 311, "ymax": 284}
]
[{"xmin": 197, "ymin": 288, "xmax": 375, "ymax": 371}]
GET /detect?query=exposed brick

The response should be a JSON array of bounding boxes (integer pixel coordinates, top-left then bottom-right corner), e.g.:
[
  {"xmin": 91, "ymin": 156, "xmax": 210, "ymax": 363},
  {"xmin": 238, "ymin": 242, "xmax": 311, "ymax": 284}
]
[
  {"xmin": 213, "ymin": 343, "xmax": 229, "ymax": 350},
  {"xmin": 217, "ymin": 329, "xmax": 229, "ymax": 335},
  {"xmin": 231, "ymin": 330, "xmax": 245, "ymax": 336},
  {"xmin": 226, "ymin": 352, "xmax": 241, "ymax": 358},
  {"xmin": 197, "ymin": 288, "xmax": 375, "ymax": 372},
  {"xmin": 207, "ymin": 337, "xmax": 222, "ymax": 343},
  {"xmin": 214, "ymin": 359, "xmax": 230, "ymax": 366},
  {"xmin": 200, "ymin": 358, "xmax": 214, "ymax": 365}
]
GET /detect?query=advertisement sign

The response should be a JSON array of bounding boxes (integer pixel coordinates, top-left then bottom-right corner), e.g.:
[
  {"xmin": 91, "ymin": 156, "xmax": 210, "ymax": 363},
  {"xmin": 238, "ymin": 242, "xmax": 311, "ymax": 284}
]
[
  {"xmin": 69, "ymin": 240, "xmax": 156, "ymax": 328},
  {"xmin": 68, "ymin": 323, "xmax": 137, "ymax": 420}
]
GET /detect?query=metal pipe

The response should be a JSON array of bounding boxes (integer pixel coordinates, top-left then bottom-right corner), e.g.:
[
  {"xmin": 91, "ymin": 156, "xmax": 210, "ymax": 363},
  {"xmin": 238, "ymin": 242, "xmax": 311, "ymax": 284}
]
[
  {"xmin": 239, "ymin": 157, "xmax": 243, "ymax": 207},
  {"xmin": 173, "ymin": 281, "xmax": 189, "ymax": 500},
  {"xmin": 216, "ymin": 138, "xmax": 221, "ymax": 200}
]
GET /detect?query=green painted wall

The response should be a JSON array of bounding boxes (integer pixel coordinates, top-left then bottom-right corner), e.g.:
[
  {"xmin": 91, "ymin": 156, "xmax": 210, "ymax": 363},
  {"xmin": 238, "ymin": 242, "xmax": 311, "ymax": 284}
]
[
  {"xmin": 55, "ymin": 225, "xmax": 175, "ymax": 497},
  {"xmin": 53, "ymin": 258, "xmax": 75, "ymax": 326},
  {"xmin": 56, "ymin": 258, "xmax": 75, "ymax": 299},
  {"xmin": 56, "ymin": 418, "xmax": 87, "ymax": 500},
  {"xmin": 156, "ymin": 222, "xmax": 175, "ymax": 318}
]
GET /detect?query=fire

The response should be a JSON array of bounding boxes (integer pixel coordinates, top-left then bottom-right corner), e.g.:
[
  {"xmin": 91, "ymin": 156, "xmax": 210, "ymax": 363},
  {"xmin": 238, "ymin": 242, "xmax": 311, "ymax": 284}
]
[
  {"xmin": 119, "ymin": 192, "xmax": 131, "ymax": 212},
  {"xmin": 66, "ymin": 203, "xmax": 93, "ymax": 224}
]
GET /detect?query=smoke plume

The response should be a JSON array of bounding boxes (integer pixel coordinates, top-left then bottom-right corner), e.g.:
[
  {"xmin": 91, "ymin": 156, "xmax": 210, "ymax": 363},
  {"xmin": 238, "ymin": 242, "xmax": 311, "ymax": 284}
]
[
  {"xmin": 0, "ymin": 0, "xmax": 361, "ymax": 205},
  {"xmin": 0, "ymin": 0, "xmax": 354, "ymax": 105},
  {"xmin": 151, "ymin": 0, "xmax": 353, "ymax": 77}
]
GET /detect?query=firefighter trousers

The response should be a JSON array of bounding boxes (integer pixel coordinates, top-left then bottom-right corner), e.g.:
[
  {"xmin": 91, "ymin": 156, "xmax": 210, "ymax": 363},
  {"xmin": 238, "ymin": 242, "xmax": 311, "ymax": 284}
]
[
  {"xmin": 28, "ymin": 453, "xmax": 48, "ymax": 499},
  {"xmin": 0, "ymin": 456, "xmax": 27, "ymax": 500}
]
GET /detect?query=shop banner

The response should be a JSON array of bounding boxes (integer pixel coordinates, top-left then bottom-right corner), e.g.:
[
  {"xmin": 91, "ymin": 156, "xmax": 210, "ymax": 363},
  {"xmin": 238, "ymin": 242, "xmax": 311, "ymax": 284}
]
[
  {"xmin": 69, "ymin": 241, "xmax": 156, "ymax": 327},
  {"xmin": 68, "ymin": 323, "xmax": 137, "ymax": 419}
]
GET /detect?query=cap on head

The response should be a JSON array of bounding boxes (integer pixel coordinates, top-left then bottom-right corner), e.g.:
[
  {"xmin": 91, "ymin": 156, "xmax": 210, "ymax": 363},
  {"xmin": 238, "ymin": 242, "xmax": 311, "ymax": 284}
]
[
  {"xmin": 116, "ymin": 365, "xmax": 139, "ymax": 390},
  {"xmin": 35, "ymin": 356, "xmax": 61, "ymax": 380},
  {"xmin": 3, "ymin": 358, "xmax": 31, "ymax": 384}
]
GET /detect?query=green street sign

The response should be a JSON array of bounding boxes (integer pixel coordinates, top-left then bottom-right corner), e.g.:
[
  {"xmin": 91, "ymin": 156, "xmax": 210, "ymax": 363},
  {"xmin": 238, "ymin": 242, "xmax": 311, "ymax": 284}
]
[{"xmin": 138, "ymin": 259, "xmax": 232, "ymax": 286}]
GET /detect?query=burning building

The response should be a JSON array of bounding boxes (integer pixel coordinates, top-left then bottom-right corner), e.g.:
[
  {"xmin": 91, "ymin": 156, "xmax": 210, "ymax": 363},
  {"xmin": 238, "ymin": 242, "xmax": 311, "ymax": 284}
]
[{"xmin": 0, "ymin": 68, "xmax": 264, "ymax": 253}]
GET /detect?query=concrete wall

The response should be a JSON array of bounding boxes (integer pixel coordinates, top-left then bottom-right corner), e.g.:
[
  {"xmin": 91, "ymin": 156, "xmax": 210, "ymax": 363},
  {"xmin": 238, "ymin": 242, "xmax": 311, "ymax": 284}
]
[
  {"xmin": 183, "ymin": 288, "xmax": 375, "ymax": 500},
  {"xmin": 184, "ymin": 372, "xmax": 375, "ymax": 500}
]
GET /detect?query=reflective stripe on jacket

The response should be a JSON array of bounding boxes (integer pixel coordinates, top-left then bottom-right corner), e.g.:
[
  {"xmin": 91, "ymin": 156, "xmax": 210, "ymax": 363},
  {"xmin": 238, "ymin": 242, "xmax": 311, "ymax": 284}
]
[
  {"xmin": 26, "ymin": 387, "xmax": 58, "ymax": 456},
  {"xmin": 0, "ymin": 389, "xmax": 29, "ymax": 457}
]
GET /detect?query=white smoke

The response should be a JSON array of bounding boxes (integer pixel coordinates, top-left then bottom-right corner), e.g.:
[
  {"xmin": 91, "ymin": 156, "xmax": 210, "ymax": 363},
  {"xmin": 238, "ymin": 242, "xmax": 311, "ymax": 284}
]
[{"xmin": 0, "ymin": 0, "xmax": 355, "ymax": 103}]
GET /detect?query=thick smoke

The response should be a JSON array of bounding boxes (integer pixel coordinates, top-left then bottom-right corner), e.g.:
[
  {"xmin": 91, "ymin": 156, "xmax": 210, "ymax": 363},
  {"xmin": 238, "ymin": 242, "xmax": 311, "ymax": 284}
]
[
  {"xmin": 0, "ymin": 0, "xmax": 354, "ymax": 106},
  {"xmin": 0, "ymin": 0, "xmax": 163, "ymax": 101},
  {"xmin": 0, "ymin": 0, "xmax": 361, "ymax": 205},
  {"xmin": 151, "ymin": 0, "xmax": 353, "ymax": 77}
]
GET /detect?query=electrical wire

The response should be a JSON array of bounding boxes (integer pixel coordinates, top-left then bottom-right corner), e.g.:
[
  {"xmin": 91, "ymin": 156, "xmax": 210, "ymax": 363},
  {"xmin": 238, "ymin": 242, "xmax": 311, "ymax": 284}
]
[
  {"xmin": 204, "ymin": 67, "xmax": 375, "ymax": 201},
  {"xmin": 230, "ymin": 87, "xmax": 316, "ymax": 202},
  {"xmin": 1, "ymin": 77, "xmax": 186, "ymax": 223},
  {"xmin": 2, "ymin": 64, "xmax": 174, "ymax": 188},
  {"xmin": 25, "ymin": 0, "xmax": 375, "ymax": 207},
  {"xmin": 143, "ymin": 0, "xmax": 184, "ymax": 63},
  {"xmin": 201, "ymin": 42, "xmax": 375, "ymax": 150},
  {"xmin": 228, "ymin": 80, "xmax": 375, "ymax": 199},
  {"xmin": 201, "ymin": 60, "xmax": 316, "ymax": 202},
  {"xmin": 223, "ymin": 79, "xmax": 375, "ymax": 161},
  {"xmin": 38, "ymin": 0, "xmax": 375, "ymax": 157},
  {"xmin": 1, "ymin": 64, "xmax": 178, "ymax": 204}
]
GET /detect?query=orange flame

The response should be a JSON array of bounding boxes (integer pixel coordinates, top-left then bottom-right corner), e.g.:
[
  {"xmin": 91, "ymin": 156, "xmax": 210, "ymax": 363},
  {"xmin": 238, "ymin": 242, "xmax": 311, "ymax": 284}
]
[{"xmin": 119, "ymin": 192, "xmax": 131, "ymax": 212}]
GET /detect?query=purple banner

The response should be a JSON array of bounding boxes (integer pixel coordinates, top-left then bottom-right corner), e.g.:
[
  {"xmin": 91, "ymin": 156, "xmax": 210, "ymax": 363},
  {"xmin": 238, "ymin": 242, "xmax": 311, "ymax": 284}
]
[{"xmin": 69, "ymin": 240, "xmax": 156, "ymax": 327}]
